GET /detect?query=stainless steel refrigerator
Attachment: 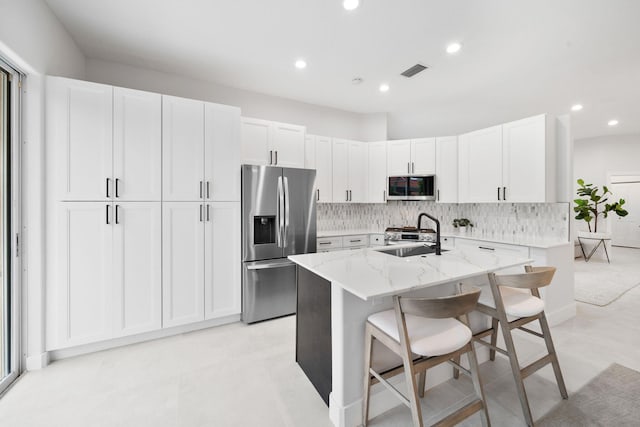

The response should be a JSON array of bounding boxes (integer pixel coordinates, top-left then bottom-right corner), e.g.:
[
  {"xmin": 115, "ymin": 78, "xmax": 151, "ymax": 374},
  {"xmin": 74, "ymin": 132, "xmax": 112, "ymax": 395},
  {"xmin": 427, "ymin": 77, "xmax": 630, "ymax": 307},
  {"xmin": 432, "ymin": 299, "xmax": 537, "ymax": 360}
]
[{"xmin": 241, "ymin": 165, "xmax": 316, "ymax": 323}]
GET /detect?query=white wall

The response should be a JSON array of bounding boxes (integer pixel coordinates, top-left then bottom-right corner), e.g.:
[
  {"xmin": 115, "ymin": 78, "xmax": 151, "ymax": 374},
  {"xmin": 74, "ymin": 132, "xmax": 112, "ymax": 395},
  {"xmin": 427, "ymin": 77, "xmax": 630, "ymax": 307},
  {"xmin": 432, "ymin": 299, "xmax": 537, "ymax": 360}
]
[
  {"xmin": 85, "ymin": 58, "xmax": 386, "ymax": 142},
  {"xmin": 0, "ymin": 0, "xmax": 86, "ymax": 370},
  {"xmin": 573, "ymin": 133, "xmax": 640, "ymax": 233}
]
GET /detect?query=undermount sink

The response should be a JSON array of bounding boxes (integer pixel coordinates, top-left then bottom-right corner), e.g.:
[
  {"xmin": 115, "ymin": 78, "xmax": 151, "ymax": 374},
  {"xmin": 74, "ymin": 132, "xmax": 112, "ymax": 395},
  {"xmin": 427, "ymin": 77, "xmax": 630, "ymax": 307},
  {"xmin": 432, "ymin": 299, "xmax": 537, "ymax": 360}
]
[{"xmin": 378, "ymin": 245, "xmax": 448, "ymax": 257}]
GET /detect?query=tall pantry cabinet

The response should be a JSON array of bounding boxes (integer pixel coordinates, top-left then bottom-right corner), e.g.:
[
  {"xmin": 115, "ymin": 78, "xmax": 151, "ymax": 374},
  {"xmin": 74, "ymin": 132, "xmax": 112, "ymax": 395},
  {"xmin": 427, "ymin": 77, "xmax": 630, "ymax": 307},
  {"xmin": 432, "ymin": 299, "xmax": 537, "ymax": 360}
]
[{"xmin": 46, "ymin": 77, "xmax": 241, "ymax": 351}]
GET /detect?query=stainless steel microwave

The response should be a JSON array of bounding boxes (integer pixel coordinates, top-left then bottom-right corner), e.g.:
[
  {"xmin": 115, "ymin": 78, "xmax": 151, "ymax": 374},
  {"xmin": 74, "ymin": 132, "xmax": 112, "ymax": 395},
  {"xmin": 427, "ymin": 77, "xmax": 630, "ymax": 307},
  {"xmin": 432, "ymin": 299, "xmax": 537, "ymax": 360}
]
[{"xmin": 387, "ymin": 175, "xmax": 436, "ymax": 201}]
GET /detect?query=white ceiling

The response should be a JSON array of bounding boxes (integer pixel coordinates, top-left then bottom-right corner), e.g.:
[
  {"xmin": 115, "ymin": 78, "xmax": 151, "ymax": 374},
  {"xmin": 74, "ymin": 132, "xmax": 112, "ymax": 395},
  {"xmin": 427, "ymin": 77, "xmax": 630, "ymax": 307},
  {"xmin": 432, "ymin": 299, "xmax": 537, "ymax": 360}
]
[{"xmin": 44, "ymin": 0, "xmax": 640, "ymax": 139}]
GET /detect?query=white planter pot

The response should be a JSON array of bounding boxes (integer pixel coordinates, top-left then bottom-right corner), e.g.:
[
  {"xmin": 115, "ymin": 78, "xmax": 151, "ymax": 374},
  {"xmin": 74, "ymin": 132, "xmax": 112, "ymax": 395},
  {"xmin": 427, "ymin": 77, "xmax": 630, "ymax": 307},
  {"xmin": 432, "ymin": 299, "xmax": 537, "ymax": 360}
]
[
  {"xmin": 577, "ymin": 231, "xmax": 613, "ymax": 261},
  {"xmin": 458, "ymin": 226, "xmax": 467, "ymax": 233}
]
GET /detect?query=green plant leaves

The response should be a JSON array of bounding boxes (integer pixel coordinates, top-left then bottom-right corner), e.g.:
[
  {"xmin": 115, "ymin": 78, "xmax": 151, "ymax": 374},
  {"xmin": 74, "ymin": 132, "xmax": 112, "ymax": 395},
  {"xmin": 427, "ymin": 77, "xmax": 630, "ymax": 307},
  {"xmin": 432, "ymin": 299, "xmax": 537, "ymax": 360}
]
[{"xmin": 574, "ymin": 179, "xmax": 629, "ymax": 233}]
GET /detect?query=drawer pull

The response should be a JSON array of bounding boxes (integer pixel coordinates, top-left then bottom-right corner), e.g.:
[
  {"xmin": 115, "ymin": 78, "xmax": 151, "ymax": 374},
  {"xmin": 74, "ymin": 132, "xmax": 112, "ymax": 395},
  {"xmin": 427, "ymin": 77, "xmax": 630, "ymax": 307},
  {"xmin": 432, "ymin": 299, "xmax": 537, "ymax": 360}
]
[
  {"xmin": 319, "ymin": 242, "xmax": 332, "ymax": 245},
  {"xmin": 478, "ymin": 246, "xmax": 495, "ymax": 251},
  {"xmin": 350, "ymin": 239, "xmax": 362, "ymax": 243}
]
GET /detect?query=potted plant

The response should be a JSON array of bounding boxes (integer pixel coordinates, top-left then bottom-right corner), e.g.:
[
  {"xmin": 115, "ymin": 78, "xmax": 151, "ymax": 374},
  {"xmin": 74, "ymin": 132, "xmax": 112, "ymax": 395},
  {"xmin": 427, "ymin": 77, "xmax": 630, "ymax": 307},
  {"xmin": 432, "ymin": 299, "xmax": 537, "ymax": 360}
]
[
  {"xmin": 453, "ymin": 218, "xmax": 473, "ymax": 233},
  {"xmin": 574, "ymin": 179, "xmax": 628, "ymax": 235}
]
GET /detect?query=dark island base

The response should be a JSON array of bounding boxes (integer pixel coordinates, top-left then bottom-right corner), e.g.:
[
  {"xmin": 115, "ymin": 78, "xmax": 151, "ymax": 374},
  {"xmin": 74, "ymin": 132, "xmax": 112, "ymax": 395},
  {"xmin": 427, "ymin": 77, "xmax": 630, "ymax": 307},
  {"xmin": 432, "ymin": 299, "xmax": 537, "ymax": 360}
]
[{"xmin": 295, "ymin": 266, "xmax": 332, "ymax": 405}]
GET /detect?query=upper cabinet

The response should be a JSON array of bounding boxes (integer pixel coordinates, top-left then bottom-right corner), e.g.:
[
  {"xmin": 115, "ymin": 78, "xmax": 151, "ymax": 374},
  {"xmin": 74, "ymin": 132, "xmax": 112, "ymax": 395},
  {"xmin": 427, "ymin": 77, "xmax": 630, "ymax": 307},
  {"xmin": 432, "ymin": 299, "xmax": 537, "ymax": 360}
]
[
  {"xmin": 163, "ymin": 96, "xmax": 241, "ymax": 202},
  {"xmin": 240, "ymin": 117, "xmax": 305, "ymax": 168},
  {"xmin": 368, "ymin": 141, "xmax": 387, "ymax": 203},
  {"xmin": 46, "ymin": 77, "xmax": 113, "ymax": 201},
  {"xmin": 458, "ymin": 114, "xmax": 555, "ymax": 203},
  {"xmin": 306, "ymin": 134, "xmax": 333, "ymax": 203},
  {"xmin": 435, "ymin": 136, "xmax": 458, "ymax": 203},
  {"xmin": 47, "ymin": 77, "xmax": 163, "ymax": 202},
  {"xmin": 387, "ymin": 138, "xmax": 435, "ymax": 175},
  {"xmin": 332, "ymin": 138, "xmax": 367, "ymax": 203},
  {"xmin": 205, "ymin": 103, "xmax": 241, "ymax": 202}
]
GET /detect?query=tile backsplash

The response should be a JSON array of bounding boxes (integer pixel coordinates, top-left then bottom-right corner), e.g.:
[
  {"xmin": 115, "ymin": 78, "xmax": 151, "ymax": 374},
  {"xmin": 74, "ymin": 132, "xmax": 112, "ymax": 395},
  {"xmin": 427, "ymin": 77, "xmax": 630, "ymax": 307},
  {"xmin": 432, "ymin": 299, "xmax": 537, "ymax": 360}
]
[{"xmin": 317, "ymin": 201, "xmax": 570, "ymax": 242}]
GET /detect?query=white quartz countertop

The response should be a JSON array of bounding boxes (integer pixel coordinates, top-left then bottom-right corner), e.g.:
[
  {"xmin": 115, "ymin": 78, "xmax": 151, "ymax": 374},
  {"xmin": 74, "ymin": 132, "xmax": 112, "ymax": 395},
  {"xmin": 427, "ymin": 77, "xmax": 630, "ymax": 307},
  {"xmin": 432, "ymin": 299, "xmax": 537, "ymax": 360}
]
[
  {"xmin": 288, "ymin": 245, "xmax": 533, "ymax": 301},
  {"xmin": 317, "ymin": 229, "xmax": 569, "ymax": 249}
]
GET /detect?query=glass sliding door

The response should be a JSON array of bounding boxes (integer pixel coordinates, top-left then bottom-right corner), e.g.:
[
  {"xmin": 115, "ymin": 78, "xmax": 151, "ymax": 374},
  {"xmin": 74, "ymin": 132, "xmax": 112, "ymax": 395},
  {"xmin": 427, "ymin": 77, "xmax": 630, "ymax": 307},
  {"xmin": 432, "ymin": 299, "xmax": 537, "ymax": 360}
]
[{"xmin": 0, "ymin": 60, "xmax": 20, "ymax": 395}]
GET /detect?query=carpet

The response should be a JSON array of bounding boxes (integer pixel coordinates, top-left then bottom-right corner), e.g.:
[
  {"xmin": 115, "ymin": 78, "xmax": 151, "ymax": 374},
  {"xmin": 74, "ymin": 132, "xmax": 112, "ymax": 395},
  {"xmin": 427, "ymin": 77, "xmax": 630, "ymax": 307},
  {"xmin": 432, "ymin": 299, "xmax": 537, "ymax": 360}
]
[
  {"xmin": 574, "ymin": 248, "xmax": 640, "ymax": 306},
  {"xmin": 539, "ymin": 364, "xmax": 640, "ymax": 427}
]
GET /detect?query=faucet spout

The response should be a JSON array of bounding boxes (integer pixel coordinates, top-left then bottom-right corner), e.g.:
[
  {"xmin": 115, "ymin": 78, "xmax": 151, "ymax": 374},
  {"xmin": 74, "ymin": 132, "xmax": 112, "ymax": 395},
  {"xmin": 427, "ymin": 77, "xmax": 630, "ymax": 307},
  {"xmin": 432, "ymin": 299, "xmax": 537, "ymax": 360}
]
[{"xmin": 417, "ymin": 213, "xmax": 441, "ymax": 255}]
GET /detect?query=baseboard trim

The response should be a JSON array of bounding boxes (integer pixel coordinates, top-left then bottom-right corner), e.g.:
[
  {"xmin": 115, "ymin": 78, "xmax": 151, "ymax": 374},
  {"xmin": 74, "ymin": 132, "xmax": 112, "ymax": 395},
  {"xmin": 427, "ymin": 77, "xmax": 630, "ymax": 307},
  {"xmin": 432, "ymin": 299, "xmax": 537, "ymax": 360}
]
[
  {"xmin": 25, "ymin": 351, "xmax": 50, "ymax": 371},
  {"xmin": 49, "ymin": 314, "xmax": 240, "ymax": 361}
]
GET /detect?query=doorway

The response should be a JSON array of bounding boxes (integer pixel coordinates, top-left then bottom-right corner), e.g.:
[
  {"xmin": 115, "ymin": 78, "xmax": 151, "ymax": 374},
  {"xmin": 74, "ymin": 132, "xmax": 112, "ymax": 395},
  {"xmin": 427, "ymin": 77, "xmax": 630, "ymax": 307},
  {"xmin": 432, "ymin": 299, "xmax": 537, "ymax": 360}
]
[
  {"xmin": 0, "ymin": 58, "xmax": 20, "ymax": 396},
  {"xmin": 610, "ymin": 175, "xmax": 640, "ymax": 248}
]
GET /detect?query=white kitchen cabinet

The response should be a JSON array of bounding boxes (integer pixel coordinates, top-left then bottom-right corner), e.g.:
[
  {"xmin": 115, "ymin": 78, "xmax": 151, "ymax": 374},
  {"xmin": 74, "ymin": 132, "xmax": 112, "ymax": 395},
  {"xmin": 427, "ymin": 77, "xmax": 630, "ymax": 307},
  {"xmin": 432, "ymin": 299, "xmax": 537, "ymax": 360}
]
[
  {"xmin": 502, "ymin": 115, "xmax": 555, "ymax": 202},
  {"xmin": 458, "ymin": 125, "xmax": 503, "ymax": 203},
  {"xmin": 205, "ymin": 202, "xmax": 241, "ymax": 319},
  {"xmin": 305, "ymin": 134, "xmax": 334, "ymax": 202},
  {"xmin": 241, "ymin": 117, "xmax": 305, "ymax": 168},
  {"xmin": 205, "ymin": 103, "xmax": 241, "ymax": 202},
  {"xmin": 113, "ymin": 88, "xmax": 162, "ymax": 201},
  {"xmin": 332, "ymin": 138, "xmax": 367, "ymax": 203},
  {"xmin": 459, "ymin": 115, "xmax": 555, "ymax": 203},
  {"xmin": 162, "ymin": 202, "xmax": 205, "ymax": 327},
  {"xmin": 113, "ymin": 202, "xmax": 162, "ymax": 337},
  {"xmin": 46, "ymin": 77, "xmax": 113, "ymax": 201},
  {"xmin": 435, "ymin": 136, "xmax": 458, "ymax": 203},
  {"xmin": 368, "ymin": 141, "xmax": 387, "ymax": 203},
  {"xmin": 387, "ymin": 138, "xmax": 435, "ymax": 175},
  {"xmin": 162, "ymin": 96, "xmax": 205, "ymax": 201},
  {"xmin": 48, "ymin": 202, "xmax": 114, "ymax": 350}
]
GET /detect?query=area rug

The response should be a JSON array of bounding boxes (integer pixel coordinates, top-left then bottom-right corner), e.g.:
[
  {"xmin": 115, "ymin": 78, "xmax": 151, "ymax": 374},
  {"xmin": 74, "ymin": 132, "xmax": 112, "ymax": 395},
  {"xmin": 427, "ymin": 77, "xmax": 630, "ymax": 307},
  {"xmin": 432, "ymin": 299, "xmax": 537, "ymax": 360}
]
[
  {"xmin": 538, "ymin": 364, "xmax": 640, "ymax": 426},
  {"xmin": 574, "ymin": 248, "xmax": 640, "ymax": 306}
]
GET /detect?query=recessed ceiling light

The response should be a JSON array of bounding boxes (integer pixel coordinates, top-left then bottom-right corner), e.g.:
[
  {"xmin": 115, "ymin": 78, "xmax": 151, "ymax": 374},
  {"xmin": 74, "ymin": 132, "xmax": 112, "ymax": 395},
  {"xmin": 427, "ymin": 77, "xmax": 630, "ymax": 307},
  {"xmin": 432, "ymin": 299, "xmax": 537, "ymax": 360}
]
[
  {"xmin": 608, "ymin": 119, "xmax": 619, "ymax": 126},
  {"xmin": 379, "ymin": 83, "xmax": 390, "ymax": 93},
  {"xmin": 352, "ymin": 77, "xmax": 364, "ymax": 85},
  {"xmin": 343, "ymin": 0, "xmax": 360, "ymax": 11},
  {"xmin": 571, "ymin": 104, "xmax": 583, "ymax": 111},
  {"xmin": 294, "ymin": 59, "xmax": 307, "ymax": 69},
  {"xmin": 446, "ymin": 42, "xmax": 462, "ymax": 54}
]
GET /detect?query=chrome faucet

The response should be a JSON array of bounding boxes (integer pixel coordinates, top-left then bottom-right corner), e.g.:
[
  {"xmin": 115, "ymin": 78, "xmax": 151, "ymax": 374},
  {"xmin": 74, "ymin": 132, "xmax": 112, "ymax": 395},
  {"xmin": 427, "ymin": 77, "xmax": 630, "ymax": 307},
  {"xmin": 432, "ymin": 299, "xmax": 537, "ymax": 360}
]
[{"xmin": 417, "ymin": 213, "xmax": 441, "ymax": 255}]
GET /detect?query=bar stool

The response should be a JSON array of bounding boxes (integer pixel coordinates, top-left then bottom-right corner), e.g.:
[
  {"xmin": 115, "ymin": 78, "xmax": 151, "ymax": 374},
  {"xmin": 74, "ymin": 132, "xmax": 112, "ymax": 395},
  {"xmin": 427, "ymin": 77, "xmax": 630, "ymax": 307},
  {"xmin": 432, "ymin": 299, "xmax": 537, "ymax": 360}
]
[
  {"xmin": 466, "ymin": 266, "xmax": 568, "ymax": 426},
  {"xmin": 362, "ymin": 286, "xmax": 490, "ymax": 427}
]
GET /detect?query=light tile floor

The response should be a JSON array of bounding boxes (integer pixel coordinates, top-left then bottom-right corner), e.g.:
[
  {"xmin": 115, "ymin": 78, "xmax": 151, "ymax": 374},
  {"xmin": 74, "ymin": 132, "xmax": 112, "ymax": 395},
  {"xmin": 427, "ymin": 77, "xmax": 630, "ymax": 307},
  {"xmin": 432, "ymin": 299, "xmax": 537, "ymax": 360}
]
[{"xmin": 1, "ymin": 247, "xmax": 638, "ymax": 427}]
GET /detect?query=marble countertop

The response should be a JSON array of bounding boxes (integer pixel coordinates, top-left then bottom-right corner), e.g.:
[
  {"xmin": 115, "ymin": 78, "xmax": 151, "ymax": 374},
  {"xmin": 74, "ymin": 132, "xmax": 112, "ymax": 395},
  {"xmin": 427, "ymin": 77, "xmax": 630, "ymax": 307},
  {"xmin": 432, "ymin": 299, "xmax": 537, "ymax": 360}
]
[
  {"xmin": 317, "ymin": 229, "xmax": 569, "ymax": 249},
  {"xmin": 289, "ymin": 245, "xmax": 533, "ymax": 301}
]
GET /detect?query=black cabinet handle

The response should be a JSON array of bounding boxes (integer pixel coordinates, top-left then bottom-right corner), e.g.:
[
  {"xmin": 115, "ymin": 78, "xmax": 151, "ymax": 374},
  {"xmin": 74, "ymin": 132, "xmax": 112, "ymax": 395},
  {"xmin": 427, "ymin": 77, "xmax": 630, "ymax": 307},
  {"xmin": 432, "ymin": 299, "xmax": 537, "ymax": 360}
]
[
  {"xmin": 199, "ymin": 181, "xmax": 203, "ymax": 199},
  {"xmin": 437, "ymin": 189, "xmax": 440, "ymax": 201},
  {"xmin": 106, "ymin": 204, "xmax": 111, "ymax": 224},
  {"xmin": 319, "ymin": 242, "xmax": 331, "ymax": 245},
  {"xmin": 115, "ymin": 205, "xmax": 120, "ymax": 224},
  {"xmin": 478, "ymin": 246, "xmax": 495, "ymax": 251},
  {"xmin": 350, "ymin": 239, "xmax": 362, "ymax": 243},
  {"xmin": 275, "ymin": 151, "xmax": 278, "ymax": 165},
  {"xmin": 115, "ymin": 179, "xmax": 120, "ymax": 198},
  {"xmin": 106, "ymin": 178, "xmax": 111, "ymax": 198},
  {"xmin": 497, "ymin": 187, "xmax": 501, "ymax": 201},
  {"xmin": 503, "ymin": 186, "xmax": 507, "ymax": 201},
  {"xmin": 269, "ymin": 150, "xmax": 273, "ymax": 165},
  {"xmin": 207, "ymin": 181, "xmax": 210, "ymax": 199},
  {"xmin": 317, "ymin": 189, "xmax": 320, "ymax": 201},
  {"xmin": 207, "ymin": 204, "xmax": 210, "ymax": 221}
]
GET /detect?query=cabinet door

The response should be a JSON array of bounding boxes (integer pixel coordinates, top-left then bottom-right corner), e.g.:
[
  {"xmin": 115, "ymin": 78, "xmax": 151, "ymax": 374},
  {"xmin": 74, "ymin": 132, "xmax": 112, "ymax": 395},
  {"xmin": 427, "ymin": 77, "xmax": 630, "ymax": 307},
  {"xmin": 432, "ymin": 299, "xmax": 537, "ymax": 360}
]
[
  {"xmin": 205, "ymin": 103, "xmax": 241, "ymax": 202},
  {"xmin": 368, "ymin": 141, "xmax": 387, "ymax": 203},
  {"xmin": 271, "ymin": 122, "xmax": 306, "ymax": 168},
  {"xmin": 52, "ymin": 202, "xmax": 113, "ymax": 349},
  {"xmin": 332, "ymin": 139, "xmax": 349, "ymax": 203},
  {"xmin": 113, "ymin": 202, "xmax": 162, "ymax": 337},
  {"xmin": 304, "ymin": 135, "xmax": 316, "ymax": 169},
  {"xmin": 162, "ymin": 202, "xmax": 205, "ymax": 327},
  {"xmin": 411, "ymin": 138, "xmax": 436, "ymax": 175},
  {"xmin": 502, "ymin": 115, "xmax": 547, "ymax": 202},
  {"xmin": 241, "ymin": 117, "xmax": 271, "ymax": 165},
  {"xmin": 458, "ymin": 125, "xmax": 502, "ymax": 202},
  {"xmin": 162, "ymin": 96, "xmax": 204, "ymax": 201},
  {"xmin": 315, "ymin": 136, "xmax": 333, "ymax": 203},
  {"xmin": 46, "ymin": 77, "xmax": 112, "ymax": 201},
  {"xmin": 205, "ymin": 202, "xmax": 241, "ymax": 319},
  {"xmin": 435, "ymin": 136, "xmax": 458, "ymax": 203},
  {"xmin": 348, "ymin": 141, "xmax": 368, "ymax": 203},
  {"xmin": 113, "ymin": 88, "xmax": 162, "ymax": 201},
  {"xmin": 387, "ymin": 140, "xmax": 411, "ymax": 175}
]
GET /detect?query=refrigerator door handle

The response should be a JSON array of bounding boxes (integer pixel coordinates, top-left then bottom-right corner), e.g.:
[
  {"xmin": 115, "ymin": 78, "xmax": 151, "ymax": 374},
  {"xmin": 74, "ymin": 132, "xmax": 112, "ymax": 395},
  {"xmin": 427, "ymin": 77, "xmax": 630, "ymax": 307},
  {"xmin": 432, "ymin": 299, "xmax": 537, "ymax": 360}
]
[
  {"xmin": 276, "ymin": 175, "xmax": 284, "ymax": 247},
  {"xmin": 283, "ymin": 176, "xmax": 290, "ymax": 248},
  {"xmin": 246, "ymin": 259, "xmax": 295, "ymax": 270}
]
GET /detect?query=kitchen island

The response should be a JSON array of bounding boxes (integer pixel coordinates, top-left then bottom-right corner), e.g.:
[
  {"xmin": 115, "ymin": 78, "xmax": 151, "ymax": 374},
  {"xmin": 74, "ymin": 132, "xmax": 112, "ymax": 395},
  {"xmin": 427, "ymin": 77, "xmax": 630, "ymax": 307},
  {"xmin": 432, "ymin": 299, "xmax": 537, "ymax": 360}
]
[{"xmin": 289, "ymin": 245, "xmax": 535, "ymax": 427}]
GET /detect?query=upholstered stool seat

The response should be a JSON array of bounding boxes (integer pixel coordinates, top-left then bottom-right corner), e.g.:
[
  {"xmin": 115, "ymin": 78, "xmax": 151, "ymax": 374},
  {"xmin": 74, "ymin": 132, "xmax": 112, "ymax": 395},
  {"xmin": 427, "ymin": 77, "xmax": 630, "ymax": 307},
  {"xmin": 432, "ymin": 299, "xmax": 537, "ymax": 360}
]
[
  {"xmin": 478, "ymin": 286, "xmax": 545, "ymax": 318},
  {"xmin": 368, "ymin": 310, "xmax": 472, "ymax": 357}
]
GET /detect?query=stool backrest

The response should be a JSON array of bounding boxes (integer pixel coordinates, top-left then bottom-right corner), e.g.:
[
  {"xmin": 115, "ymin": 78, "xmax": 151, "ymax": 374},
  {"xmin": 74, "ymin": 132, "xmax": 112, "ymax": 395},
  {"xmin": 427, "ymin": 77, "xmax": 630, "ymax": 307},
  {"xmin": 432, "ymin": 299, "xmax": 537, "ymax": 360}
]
[
  {"xmin": 490, "ymin": 265, "xmax": 556, "ymax": 290},
  {"xmin": 396, "ymin": 286, "xmax": 481, "ymax": 319}
]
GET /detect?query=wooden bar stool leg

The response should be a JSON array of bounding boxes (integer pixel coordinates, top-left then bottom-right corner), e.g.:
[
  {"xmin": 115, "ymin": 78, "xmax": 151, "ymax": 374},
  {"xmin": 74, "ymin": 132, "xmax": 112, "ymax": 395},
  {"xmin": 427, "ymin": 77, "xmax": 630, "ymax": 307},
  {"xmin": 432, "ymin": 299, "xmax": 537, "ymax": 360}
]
[
  {"xmin": 467, "ymin": 343, "xmax": 491, "ymax": 427},
  {"xmin": 538, "ymin": 312, "xmax": 568, "ymax": 399},
  {"xmin": 499, "ymin": 319, "xmax": 534, "ymax": 427},
  {"xmin": 489, "ymin": 318, "xmax": 499, "ymax": 361},
  {"xmin": 362, "ymin": 326, "xmax": 374, "ymax": 426},
  {"xmin": 418, "ymin": 371, "xmax": 426, "ymax": 398},
  {"xmin": 402, "ymin": 353, "xmax": 424, "ymax": 427},
  {"xmin": 452, "ymin": 355, "xmax": 461, "ymax": 379}
]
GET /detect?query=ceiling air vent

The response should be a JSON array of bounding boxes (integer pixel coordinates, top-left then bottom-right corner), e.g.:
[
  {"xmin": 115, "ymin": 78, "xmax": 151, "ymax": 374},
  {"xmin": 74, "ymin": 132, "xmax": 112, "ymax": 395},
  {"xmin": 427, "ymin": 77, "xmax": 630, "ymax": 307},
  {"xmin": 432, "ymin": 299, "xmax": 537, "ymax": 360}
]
[{"xmin": 401, "ymin": 64, "xmax": 428, "ymax": 78}]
